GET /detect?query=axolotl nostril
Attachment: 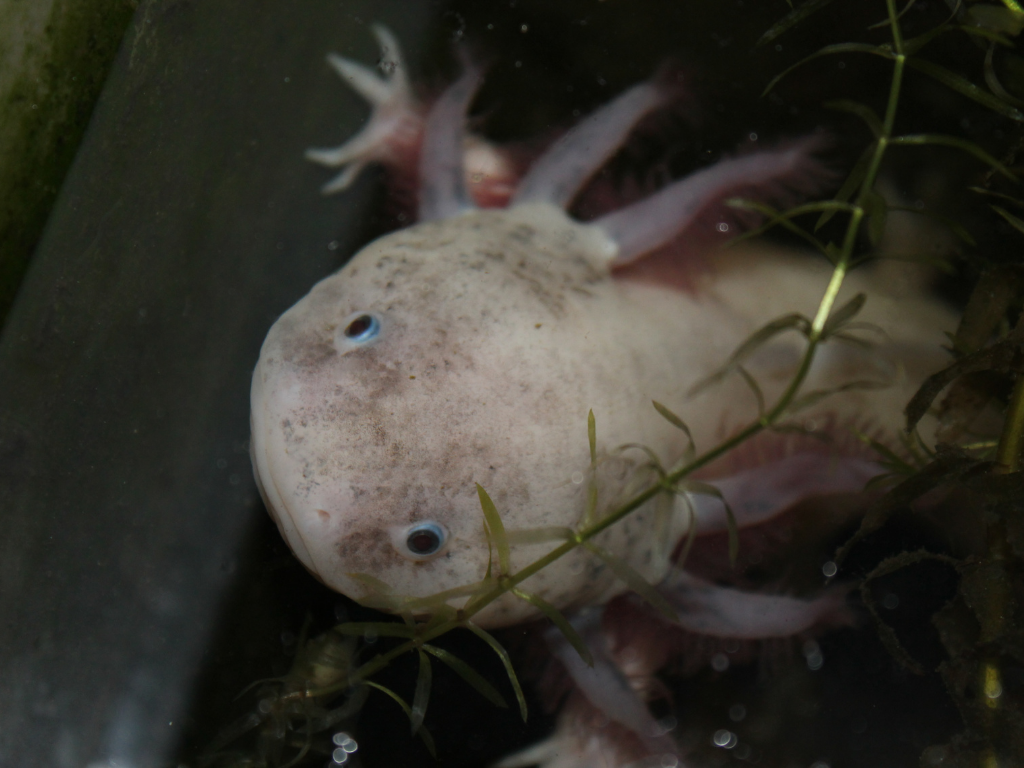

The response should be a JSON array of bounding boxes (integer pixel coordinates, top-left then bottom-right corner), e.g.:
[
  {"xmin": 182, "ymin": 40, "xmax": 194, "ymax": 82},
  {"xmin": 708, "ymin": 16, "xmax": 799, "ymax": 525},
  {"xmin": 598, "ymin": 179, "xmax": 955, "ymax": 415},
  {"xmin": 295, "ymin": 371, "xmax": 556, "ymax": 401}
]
[{"xmin": 250, "ymin": 26, "xmax": 955, "ymax": 638}]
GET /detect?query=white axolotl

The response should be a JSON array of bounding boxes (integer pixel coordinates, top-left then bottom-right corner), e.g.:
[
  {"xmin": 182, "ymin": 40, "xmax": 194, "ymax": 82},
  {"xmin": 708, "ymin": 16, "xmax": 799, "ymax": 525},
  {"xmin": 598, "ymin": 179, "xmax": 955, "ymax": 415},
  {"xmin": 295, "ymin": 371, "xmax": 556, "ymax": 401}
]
[{"xmin": 250, "ymin": 27, "xmax": 955, "ymax": 764}]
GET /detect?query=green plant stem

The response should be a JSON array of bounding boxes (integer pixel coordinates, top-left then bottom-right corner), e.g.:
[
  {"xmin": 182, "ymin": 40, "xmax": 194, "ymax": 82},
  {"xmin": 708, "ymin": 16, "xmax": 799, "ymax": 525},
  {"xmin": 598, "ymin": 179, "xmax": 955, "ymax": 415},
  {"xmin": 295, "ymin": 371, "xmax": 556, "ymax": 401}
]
[
  {"xmin": 288, "ymin": 0, "xmax": 912, "ymax": 706},
  {"xmin": 977, "ymin": 337, "xmax": 1024, "ymax": 749},
  {"xmin": 996, "ymin": 372, "xmax": 1024, "ymax": 472}
]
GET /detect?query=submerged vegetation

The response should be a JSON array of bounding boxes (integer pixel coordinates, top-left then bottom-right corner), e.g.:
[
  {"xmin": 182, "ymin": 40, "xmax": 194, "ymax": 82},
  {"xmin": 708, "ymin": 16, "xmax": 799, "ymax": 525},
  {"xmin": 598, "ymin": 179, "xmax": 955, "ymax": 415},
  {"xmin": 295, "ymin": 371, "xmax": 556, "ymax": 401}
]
[{"xmin": 192, "ymin": 2, "xmax": 1024, "ymax": 766}]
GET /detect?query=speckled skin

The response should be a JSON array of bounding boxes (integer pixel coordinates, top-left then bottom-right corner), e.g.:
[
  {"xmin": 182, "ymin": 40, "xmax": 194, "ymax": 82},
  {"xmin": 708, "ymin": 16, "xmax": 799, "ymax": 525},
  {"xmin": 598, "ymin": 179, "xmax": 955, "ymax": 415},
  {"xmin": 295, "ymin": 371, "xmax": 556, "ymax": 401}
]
[{"xmin": 250, "ymin": 200, "xmax": 954, "ymax": 628}]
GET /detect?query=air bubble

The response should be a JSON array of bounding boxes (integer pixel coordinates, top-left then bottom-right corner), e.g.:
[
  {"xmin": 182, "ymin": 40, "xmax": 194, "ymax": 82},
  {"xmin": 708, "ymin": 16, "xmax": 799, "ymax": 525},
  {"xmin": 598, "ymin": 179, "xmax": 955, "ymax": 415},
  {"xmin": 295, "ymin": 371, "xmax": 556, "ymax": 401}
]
[
  {"xmin": 822, "ymin": 561, "xmax": 837, "ymax": 578},
  {"xmin": 713, "ymin": 729, "xmax": 738, "ymax": 749},
  {"xmin": 571, "ymin": 471, "xmax": 584, "ymax": 484},
  {"xmin": 711, "ymin": 653, "xmax": 729, "ymax": 672},
  {"xmin": 654, "ymin": 715, "xmax": 677, "ymax": 735},
  {"xmin": 803, "ymin": 639, "xmax": 824, "ymax": 671},
  {"xmin": 333, "ymin": 732, "xmax": 359, "ymax": 752}
]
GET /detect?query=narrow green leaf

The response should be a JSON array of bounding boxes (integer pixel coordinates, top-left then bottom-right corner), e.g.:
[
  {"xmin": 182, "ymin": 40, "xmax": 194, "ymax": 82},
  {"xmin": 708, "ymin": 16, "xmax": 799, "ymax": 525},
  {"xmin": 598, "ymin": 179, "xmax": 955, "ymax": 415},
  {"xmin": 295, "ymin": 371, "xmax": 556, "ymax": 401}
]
[
  {"xmin": 585, "ymin": 410, "xmax": 600, "ymax": 528},
  {"xmin": 992, "ymin": 204, "xmax": 1024, "ymax": 235},
  {"xmin": 423, "ymin": 644, "xmax": 508, "ymax": 708},
  {"xmin": 863, "ymin": 190, "xmax": 888, "ymax": 246},
  {"xmin": 901, "ymin": 1, "xmax": 963, "ymax": 55},
  {"xmin": 726, "ymin": 198, "xmax": 843, "ymax": 253},
  {"xmin": 400, "ymin": 579, "xmax": 493, "ymax": 613},
  {"xmin": 511, "ymin": 587, "xmax": 594, "ymax": 666},
  {"xmin": 588, "ymin": 409, "xmax": 597, "ymax": 465},
  {"xmin": 729, "ymin": 198, "xmax": 858, "ymax": 220},
  {"xmin": 203, "ymin": 711, "xmax": 270, "ymax": 754},
  {"xmin": 829, "ymin": 322, "xmax": 886, "ymax": 345},
  {"xmin": 824, "ymin": 241, "xmax": 844, "ymax": 264},
  {"xmin": 411, "ymin": 650, "xmax": 432, "ymax": 735},
  {"xmin": 818, "ymin": 145, "xmax": 872, "ymax": 231},
  {"xmin": 651, "ymin": 489, "xmax": 677, "ymax": 564},
  {"xmin": 465, "ymin": 622, "xmax": 528, "ymax": 721},
  {"xmin": 859, "ymin": 550, "xmax": 958, "ymax": 674},
  {"xmin": 970, "ymin": 186, "xmax": 1024, "ymax": 207},
  {"xmin": 673, "ymin": 493, "xmax": 698, "ymax": 568},
  {"xmin": 582, "ymin": 541, "xmax": 678, "ymax": 621},
  {"xmin": 763, "ymin": 43, "xmax": 894, "ymax": 96},
  {"xmin": 365, "ymin": 681, "xmax": 437, "ymax": 756},
  {"xmin": 758, "ymin": 0, "xmax": 839, "ymax": 46},
  {"xmin": 984, "ymin": 43, "xmax": 1024, "ymax": 110},
  {"xmin": 824, "ymin": 99, "xmax": 882, "ymax": 137},
  {"xmin": 346, "ymin": 572, "xmax": 404, "ymax": 611},
  {"xmin": 279, "ymin": 732, "xmax": 314, "ymax": 768},
  {"xmin": 505, "ymin": 526, "xmax": 575, "ymax": 545},
  {"xmin": 477, "ymin": 483, "xmax": 511, "ymax": 576},
  {"xmin": 651, "ymin": 401, "xmax": 697, "ymax": 460},
  {"xmin": 681, "ymin": 480, "xmax": 738, "ymax": 566},
  {"xmin": 615, "ymin": 443, "xmax": 667, "ymax": 476},
  {"xmin": 789, "ymin": 379, "xmax": 891, "ymax": 413},
  {"xmin": 347, "ymin": 572, "xmax": 393, "ymax": 593},
  {"xmin": 460, "ymin": 574, "xmax": 499, "ymax": 616},
  {"xmin": 822, "ymin": 293, "xmax": 867, "ymax": 338},
  {"xmin": 891, "ymin": 132, "xmax": 1016, "ymax": 179},
  {"xmin": 688, "ymin": 313, "xmax": 811, "ymax": 397},
  {"xmin": 868, "ymin": 0, "xmax": 921, "ymax": 30},
  {"xmin": 905, "ymin": 58, "xmax": 1024, "ymax": 121},
  {"xmin": 966, "ymin": 4, "xmax": 1024, "ymax": 36},
  {"xmin": 959, "ymin": 23, "xmax": 1015, "ymax": 47},
  {"xmin": 735, "ymin": 365, "xmax": 766, "ymax": 417},
  {"xmin": 585, "ymin": 483, "xmax": 599, "ymax": 528},
  {"xmin": 851, "ymin": 429, "xmax": 919, "ymax": 475}
]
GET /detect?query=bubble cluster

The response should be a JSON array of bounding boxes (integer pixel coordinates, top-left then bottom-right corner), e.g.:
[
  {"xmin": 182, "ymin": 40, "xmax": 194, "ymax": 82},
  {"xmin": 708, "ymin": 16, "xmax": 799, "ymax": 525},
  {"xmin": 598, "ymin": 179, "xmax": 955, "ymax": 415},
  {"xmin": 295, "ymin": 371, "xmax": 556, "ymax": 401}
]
[{"xmin": 330, "ymin": 732, "xmax": 359, "ymax": 765}]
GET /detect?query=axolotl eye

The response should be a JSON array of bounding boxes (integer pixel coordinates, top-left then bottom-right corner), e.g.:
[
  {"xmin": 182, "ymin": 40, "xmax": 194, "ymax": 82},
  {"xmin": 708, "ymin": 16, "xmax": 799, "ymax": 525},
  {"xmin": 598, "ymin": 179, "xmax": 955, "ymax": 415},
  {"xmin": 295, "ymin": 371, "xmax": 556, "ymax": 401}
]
[
  {"xmin": 342, "ymin": 312, "xmax": 380, "ymax": 342},
  {"xmin": 335, "ymin": 312, "xmax": 381, "ymax": 351},
  {"xmin": 390, "ymin": 522, "xmax": 449, "ymax": 561}
]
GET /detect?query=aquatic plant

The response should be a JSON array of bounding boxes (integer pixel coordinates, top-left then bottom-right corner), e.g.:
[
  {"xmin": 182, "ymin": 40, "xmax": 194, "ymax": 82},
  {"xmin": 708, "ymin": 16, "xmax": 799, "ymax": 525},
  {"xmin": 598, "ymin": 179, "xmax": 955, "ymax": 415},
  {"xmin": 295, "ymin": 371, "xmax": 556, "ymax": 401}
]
[{"xmin": 194, "ymin": 2, "xmax": 1024, "ymax": 766}]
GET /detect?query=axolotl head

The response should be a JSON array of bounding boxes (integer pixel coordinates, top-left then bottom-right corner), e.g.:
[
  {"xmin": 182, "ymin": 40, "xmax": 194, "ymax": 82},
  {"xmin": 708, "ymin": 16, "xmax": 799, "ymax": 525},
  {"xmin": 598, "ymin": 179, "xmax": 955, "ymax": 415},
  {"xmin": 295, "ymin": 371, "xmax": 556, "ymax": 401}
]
[{"xmin": 251, "ymin": 205, "xmax": 624, "ymax": 627}]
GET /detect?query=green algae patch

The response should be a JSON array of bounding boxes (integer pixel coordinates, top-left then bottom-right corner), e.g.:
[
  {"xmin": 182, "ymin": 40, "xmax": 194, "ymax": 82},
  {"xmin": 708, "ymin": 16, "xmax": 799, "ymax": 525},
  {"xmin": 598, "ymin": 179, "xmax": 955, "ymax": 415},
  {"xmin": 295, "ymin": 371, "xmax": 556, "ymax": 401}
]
[{"xmin": 0, "ymin": 0, "xmax": 136, "ymax": 327}]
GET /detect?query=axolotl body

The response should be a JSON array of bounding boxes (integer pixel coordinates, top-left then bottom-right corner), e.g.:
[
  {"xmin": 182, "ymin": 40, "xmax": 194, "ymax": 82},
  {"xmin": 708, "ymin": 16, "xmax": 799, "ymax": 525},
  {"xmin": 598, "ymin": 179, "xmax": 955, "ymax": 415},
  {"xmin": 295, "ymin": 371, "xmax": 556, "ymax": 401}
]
[{"xmin": 250, "ymin": 27, "xmax": 955, "ymax": 765}]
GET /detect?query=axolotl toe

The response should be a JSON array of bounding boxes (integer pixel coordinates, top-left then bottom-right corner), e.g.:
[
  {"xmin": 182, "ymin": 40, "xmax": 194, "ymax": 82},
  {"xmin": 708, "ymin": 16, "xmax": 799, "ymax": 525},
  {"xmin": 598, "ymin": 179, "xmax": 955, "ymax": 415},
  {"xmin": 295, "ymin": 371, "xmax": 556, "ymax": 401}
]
[{"xmin": 250, "ymin": 27, "xmax": 955, "ymax": 631}]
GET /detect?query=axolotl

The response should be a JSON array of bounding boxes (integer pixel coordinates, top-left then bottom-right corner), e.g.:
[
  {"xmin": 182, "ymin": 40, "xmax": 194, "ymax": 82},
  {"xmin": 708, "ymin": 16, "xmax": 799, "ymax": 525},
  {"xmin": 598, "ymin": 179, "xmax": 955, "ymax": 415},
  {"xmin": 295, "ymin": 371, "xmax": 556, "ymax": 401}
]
[{"xmin": 250, "ymin": 26, "xmax": 955, "ymax": 765}]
